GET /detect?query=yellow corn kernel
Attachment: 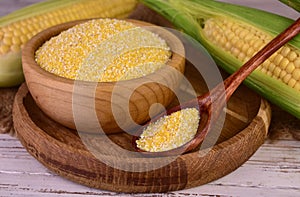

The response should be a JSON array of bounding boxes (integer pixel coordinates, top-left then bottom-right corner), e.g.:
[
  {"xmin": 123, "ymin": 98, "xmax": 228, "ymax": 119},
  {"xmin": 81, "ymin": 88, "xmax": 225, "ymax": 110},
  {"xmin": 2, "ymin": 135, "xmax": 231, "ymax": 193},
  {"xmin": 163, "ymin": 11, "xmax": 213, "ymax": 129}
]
[
  {"xmin": 274, "ymin": 54, "xmax": 284, "ymax": 65},
  {"xmin": 292, "ymin": 68, "xmax": 300, "ymax": 80},
  {"xmin": 0, "ymin": 45, "xmax": 9, "ymax": 54},
  {"xmin": 283, "ymin": 74, "xmax": 292, "ymax": 84},
  {"xmin": 12, "ymin": 36, "xmax": 21, "ymax": 46},
  {"xmin": 260, "ymin": 67, "xmax": 267, "ymax": 74},
  {"xmin": 288, "ymin": 51, "xmax": 298, "ymax": 61},
  {"xmin": 136, "ymin": 108, "xmax": 200, "ymax": 152},
  {"xmin": 294, "ymin": 58, "xmax": 300, "ymax": 67},
  {"xmin": 280, "ymin": 58, "xmax": 289, "ymax": 70},
  {"xmin": 269, "ymin": 63, "xmax": 276, "ymax": 73},
  {"xmin": 281, "ymin": 47, "xmax": 291, "ymax": 57},
  {"xmin": 286, "ymin": 63, "xmax": 296, "ymax": 74},
  {"xmin": 280, "ymin": 70, "xmax": 287, "ymax": 79},
  {"xmin": 288, "ymin": 78, "xmax": 297, "ymax": 88},
  {"xmin": 203, "ymin": 17, "xmax": 300, "ymax": 91}
]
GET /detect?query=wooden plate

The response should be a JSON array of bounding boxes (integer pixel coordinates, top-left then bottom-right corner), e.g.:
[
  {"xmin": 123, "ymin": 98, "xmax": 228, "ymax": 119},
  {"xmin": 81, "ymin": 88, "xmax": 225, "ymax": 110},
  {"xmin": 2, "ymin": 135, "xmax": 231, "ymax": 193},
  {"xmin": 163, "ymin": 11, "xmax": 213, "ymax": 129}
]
[{"xmin": 13, "ymin": 60, "xmax": 271, "ymax": 193}]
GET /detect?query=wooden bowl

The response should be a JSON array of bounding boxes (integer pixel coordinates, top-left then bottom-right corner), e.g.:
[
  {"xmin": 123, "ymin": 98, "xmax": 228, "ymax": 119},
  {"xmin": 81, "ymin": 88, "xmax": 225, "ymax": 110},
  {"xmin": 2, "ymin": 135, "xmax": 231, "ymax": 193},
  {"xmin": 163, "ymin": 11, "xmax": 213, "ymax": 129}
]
[
  {"xmin": 21, "ymin": 19, "xmax": 185, "ymax": 134},
  {"xmin": 13, "ymin": 61, "xmax": 271, "ymax": 193}
]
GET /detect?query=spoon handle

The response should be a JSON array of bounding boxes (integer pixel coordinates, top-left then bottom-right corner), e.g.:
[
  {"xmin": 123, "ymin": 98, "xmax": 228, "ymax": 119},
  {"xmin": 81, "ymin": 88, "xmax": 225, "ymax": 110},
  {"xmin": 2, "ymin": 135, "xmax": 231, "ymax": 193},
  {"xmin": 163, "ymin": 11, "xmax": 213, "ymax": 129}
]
[{"xmin": 218, "ymin": 17, "xmax": 300, "ymax": 105}]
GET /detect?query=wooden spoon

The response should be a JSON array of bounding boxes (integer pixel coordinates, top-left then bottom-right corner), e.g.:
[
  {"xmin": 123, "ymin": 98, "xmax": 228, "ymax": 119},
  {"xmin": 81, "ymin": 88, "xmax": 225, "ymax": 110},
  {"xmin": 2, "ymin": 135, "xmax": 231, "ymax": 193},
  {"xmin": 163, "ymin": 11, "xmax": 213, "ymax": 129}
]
[{"xmin": 133, "ymin": 17, "xmax": 300, "ymax": 156}]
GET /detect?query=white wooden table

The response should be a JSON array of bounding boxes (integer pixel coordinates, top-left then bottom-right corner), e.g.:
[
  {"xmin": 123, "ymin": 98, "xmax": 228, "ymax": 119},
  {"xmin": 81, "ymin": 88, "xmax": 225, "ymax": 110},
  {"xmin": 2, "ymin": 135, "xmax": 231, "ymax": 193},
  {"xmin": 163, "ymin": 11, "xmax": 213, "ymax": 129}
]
[{"xmin": 1, "ymin": 0, "xmax": 300, "ymax": 196}]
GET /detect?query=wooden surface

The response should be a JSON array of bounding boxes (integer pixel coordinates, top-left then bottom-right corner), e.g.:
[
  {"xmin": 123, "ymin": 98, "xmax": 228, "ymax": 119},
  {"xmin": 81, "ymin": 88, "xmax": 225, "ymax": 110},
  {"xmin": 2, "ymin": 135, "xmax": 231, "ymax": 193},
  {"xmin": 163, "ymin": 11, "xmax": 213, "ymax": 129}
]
[
  {"xmin": 13, "ymin": 58, "xmax": 271, "ymax": 192},
  {"xmin": 0, "ymin": 0, "xmax": 300, "ymax": 196}
]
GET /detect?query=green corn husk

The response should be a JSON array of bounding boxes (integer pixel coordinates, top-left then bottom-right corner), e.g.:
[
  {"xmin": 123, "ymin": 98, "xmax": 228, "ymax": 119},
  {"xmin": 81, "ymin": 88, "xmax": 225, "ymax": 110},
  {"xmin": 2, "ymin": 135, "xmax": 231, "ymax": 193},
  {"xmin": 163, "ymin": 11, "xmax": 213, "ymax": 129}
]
[
  {"xmin": 140, "ymin": 0, "xmax": 300, "ymax": 119},
  {"xmin": 279, "ymin": 0, "xmax": 300, "ymax": 12}
]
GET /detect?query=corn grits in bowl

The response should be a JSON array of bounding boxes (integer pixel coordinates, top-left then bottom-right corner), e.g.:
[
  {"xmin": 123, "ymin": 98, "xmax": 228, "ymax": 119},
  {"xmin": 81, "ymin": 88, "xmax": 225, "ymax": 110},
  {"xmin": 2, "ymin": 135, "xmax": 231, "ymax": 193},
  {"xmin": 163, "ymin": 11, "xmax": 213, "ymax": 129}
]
[
  {"xmin": 22, "ymin": 18, "xmax": 185, "ymax": 134},
  {"xmin": 35, "ymin": 18, "xmax": 172, "ymax": 82}
]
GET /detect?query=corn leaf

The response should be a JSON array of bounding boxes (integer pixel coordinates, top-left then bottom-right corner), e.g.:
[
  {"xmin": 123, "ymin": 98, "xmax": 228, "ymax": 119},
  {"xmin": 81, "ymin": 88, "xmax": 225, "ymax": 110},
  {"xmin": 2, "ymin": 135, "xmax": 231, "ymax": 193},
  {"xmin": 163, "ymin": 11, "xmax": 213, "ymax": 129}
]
[{"xmin": 279, "ymin": 0, "xmax": 300, "ymax": 12}]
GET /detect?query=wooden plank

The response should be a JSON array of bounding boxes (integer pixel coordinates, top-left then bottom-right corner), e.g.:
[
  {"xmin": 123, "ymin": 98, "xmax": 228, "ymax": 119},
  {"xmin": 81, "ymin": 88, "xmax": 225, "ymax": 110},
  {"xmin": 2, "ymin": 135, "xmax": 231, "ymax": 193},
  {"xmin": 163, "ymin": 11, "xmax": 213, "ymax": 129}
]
[{"xmin": 1, "ymin": 133, "xmax": 300, "ymax": 196}]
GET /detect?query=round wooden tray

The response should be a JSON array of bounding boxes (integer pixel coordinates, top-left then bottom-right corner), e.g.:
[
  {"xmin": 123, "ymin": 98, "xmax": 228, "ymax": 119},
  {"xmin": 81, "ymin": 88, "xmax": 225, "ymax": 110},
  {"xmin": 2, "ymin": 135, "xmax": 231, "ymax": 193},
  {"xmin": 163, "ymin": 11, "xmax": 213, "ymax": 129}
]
[{"xmin": 13, "ymin": 60, "xmax": 271, "ymax": 193}]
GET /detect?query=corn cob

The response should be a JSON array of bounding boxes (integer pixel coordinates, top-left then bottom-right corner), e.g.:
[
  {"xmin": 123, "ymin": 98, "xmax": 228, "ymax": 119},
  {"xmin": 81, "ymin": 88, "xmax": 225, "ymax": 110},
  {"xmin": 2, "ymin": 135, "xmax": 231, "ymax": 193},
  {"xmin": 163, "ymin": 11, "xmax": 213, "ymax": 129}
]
[
  {"xmin": 279, "ymin": 0, "xmax": 300, "ymax": 12},
  {"xmin": 140, "ymin": 0, "xmax": 300, "ymax": 119},
  {"xmin": 0, "ymin": 0, "xmax": 137, "ymax": 87}
]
